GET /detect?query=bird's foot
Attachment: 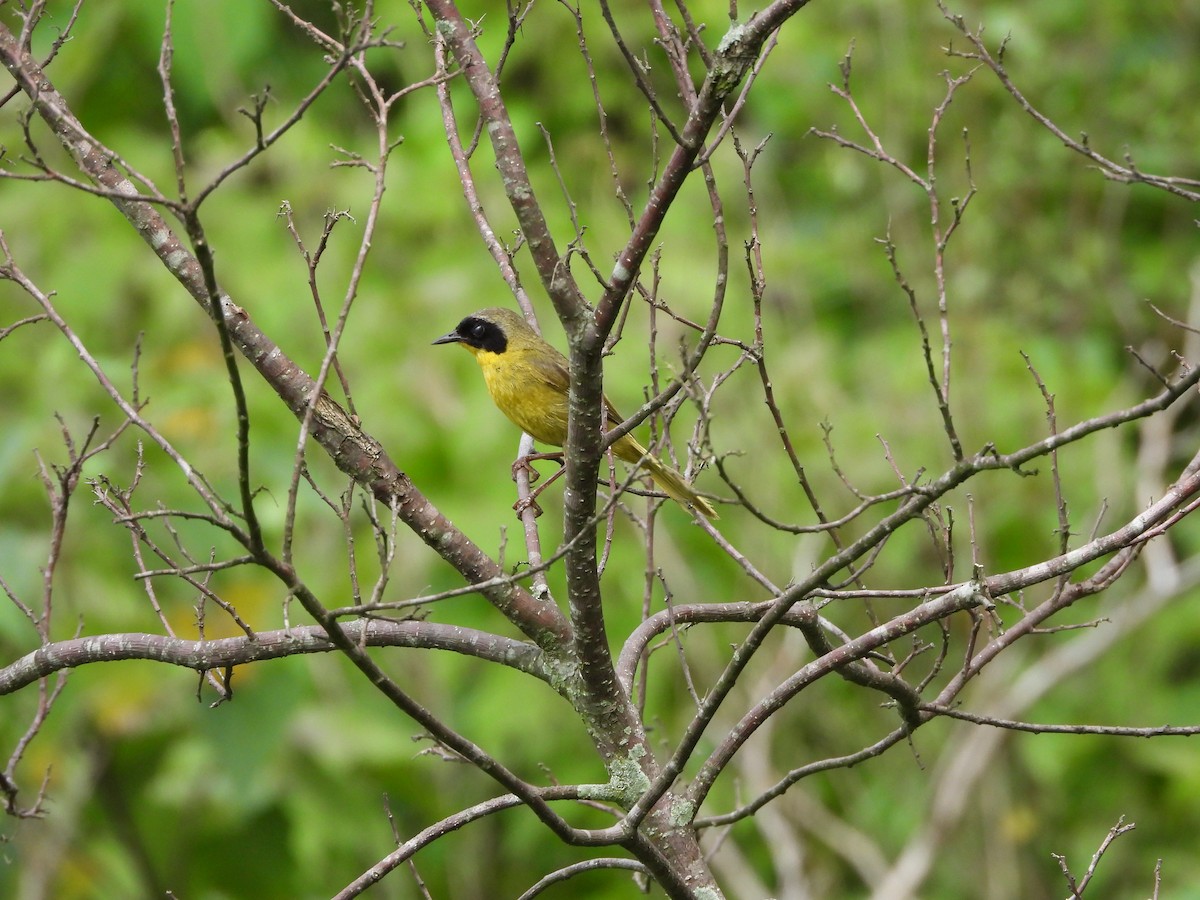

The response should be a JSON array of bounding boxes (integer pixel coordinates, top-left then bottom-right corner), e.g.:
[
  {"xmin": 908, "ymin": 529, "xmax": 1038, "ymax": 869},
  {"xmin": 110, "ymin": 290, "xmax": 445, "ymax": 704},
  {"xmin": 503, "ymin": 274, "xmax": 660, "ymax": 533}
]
[
  {"xmin": 512, "ymin": 457, "xmax": 540, "ymax": 484},
  {"xmin": 511, "ymin": 451, "xmax": 565, "ymax": 484},
  {"xmin": 513, "ymin": 495, "xmax": 544, "ymax": 519},
  {"xmin": 512, "ymin": 454, "xmax": 566, "ymax": 519}
]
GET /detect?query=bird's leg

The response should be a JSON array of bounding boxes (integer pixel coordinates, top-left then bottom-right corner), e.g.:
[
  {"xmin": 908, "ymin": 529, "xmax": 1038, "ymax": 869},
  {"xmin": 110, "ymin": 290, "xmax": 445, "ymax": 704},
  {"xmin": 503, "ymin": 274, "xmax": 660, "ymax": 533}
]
[
  {"xmin": 511, "ymin": 450, "xmax": 565, "ymax": 485},
  {"xmin": 513, "ymin": 462, "xmax": 567, "ymax": 519}
]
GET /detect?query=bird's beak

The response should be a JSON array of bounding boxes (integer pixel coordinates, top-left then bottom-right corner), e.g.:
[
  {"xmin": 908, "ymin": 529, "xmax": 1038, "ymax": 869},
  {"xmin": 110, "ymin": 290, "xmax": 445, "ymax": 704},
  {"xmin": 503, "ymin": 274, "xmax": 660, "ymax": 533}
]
[{"xmin": 432, "ymin": 331, "xmax": 462, "ymax": 346}]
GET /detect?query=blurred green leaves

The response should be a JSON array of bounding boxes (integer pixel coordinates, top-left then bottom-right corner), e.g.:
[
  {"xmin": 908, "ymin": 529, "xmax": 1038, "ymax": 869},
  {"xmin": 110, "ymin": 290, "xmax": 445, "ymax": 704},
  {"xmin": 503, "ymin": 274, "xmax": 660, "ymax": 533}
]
[{"xmin": 2, "ymin": 0, "xmax": 1198, "ymax": 897}]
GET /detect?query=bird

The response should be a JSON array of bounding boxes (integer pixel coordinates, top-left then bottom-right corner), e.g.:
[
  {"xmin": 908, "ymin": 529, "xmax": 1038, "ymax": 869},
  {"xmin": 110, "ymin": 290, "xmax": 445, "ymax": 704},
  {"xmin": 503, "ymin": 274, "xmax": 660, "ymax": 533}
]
[{"xmin": 433, "ymin": 307, "xmax": 717, "ymax": 519}]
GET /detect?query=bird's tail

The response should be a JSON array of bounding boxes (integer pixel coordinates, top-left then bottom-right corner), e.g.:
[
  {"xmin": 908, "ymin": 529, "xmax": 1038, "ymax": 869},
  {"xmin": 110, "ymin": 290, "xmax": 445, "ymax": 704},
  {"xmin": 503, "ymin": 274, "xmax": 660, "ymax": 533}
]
[{"xmin": 617, "ymin": 439, "xmax": 718, "ymax": 519}]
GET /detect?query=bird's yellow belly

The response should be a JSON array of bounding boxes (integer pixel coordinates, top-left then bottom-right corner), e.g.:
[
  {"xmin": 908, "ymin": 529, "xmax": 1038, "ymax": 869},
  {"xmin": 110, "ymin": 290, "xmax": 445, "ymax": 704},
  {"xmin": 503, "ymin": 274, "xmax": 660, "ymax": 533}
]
[{"xmin": 480, "ymin": 356, "xmax": 570, "ymax": 447}]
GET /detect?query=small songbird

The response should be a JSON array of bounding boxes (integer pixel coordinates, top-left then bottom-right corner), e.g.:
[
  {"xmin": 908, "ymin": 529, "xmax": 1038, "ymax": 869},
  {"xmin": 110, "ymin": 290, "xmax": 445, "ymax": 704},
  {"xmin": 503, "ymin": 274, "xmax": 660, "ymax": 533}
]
[{"xmin": 433, "ymin": 307, "xmax": 717, "ymax": 519}]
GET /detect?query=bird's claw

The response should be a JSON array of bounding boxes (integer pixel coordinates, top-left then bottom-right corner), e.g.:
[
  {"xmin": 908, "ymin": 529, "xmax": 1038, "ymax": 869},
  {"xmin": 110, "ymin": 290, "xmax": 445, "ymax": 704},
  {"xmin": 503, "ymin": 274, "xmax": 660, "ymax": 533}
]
[
  {"xmin": 511, "ymin": 456, "xmax": 540, "ymax": 484},
  {"xmin": 513, "ymin": 496, "xmax": 544, "ymax": 518},
  {"xmin": 510, "ymin": 452, "xmax": 563, "ymax": 518}
]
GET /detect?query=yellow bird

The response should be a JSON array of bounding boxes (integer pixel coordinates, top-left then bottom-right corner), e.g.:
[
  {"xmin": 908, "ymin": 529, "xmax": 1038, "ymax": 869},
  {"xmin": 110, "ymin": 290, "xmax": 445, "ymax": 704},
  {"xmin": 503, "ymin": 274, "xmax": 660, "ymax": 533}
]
[{"xmin": 434, "ymin": 307, "xmax": 717, "ymax": 519}]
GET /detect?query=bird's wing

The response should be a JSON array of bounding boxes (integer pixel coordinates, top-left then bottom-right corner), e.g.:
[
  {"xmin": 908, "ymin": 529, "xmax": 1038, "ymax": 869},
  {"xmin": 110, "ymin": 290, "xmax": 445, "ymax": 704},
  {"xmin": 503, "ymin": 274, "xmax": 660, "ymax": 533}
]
[
  {"xmin": 525, "ymin": 348, "xmax": 571, "ymax": 395},
  {"xmin": 526, "ymin": 350, "xmax": 629, "ymax": 427}
]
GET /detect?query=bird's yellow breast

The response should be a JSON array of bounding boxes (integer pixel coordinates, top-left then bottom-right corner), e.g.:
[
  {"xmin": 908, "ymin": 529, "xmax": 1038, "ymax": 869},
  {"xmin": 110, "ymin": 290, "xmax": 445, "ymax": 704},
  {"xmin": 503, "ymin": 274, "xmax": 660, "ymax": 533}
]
[{"xmin": 474, "ymin": 347, "xmax": 571, "ymax": 447}]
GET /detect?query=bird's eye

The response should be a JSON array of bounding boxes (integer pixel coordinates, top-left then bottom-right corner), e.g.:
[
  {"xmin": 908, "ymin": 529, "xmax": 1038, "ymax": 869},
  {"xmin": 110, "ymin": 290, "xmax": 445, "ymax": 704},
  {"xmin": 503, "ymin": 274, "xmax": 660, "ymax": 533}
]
[{"xmin": 471, "ymin": 323, "xmax": 488, "ymax": 339}]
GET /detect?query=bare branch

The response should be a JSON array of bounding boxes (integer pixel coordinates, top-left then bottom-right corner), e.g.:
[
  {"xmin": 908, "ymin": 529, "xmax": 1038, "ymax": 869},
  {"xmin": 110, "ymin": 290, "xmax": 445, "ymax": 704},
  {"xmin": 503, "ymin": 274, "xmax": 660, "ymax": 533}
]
[
  {"xmin": 515, "ymin": 858, "xmax": 650, "ymax": 899},
  {"xmin": 940, "ymin": 2, "xmax": 1200, "ymax": 201},
  {"xmin": 0, "ymin": 621, "xmax": 548, "ymax": 695},
  {"xmin": 920, "ymin": 705, "xmax": 1200, "ymax": 738},
  {"xmin": 1053, "ymin": 817, "xmax": 1137, "ymax": 898}
]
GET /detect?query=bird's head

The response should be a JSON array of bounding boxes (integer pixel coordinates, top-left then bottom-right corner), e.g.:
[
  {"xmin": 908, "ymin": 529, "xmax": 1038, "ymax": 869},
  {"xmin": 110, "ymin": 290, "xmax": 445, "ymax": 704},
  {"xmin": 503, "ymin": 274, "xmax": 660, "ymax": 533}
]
[{"xmin": 432, "ymin": 308, "xmax": 532, "ymax": 356}]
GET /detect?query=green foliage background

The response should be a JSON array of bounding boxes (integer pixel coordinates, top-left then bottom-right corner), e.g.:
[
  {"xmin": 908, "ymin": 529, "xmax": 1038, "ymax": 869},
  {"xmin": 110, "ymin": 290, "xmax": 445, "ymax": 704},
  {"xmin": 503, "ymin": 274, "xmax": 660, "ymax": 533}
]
[{"xmin": 1, "ymin": 0, "xmax": 1198, "ymax": 897}]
